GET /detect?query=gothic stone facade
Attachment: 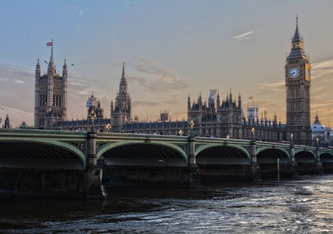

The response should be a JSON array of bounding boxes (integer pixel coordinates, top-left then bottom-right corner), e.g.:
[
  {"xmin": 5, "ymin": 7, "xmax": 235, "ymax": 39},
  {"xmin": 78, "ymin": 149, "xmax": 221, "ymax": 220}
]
[
  {"xmin": 34, "ymin": 48, "xmax": 67, "ymax": 129},
  {"xmin": 110, "ymin": 63, "xmax": 131, "ymax": 132},
  {"xmin": 52, "ymin": 19, "xmax": 312, "ymax": 144},
  {"xmin": 285, "ymin": 17, "xmax": 312, "ymax": 145}
]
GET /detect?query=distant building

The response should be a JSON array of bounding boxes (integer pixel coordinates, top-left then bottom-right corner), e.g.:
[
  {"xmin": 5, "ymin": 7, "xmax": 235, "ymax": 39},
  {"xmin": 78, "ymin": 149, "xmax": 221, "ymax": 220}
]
[
  {"xmin": 160, "ymin": 111, "xmax": 169, "ymax": 121},
  {"xmin": 86, "ymin": 94, "xmax": 104, "ymax": 120},
  {"xmin": 247, "ymin": 102, "xmax": 258, "ymax": 126},
  {"xmin": 44, "ymin": 19, "xmax": 318, "ymax": 144},
  {"xmin": 311, "ymin": 114, "xmax": 332, "ymax": 146}
]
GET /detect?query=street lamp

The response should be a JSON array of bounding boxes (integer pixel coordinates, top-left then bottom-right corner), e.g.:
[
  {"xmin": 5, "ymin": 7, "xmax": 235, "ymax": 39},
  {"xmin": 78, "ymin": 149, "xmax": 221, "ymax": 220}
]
[
  {"xmin": 226, "ymin": 134, "xmax": 230, "ymax": 139},
  {"xmin": 89, "ymin": 110, "xmax": 96, "ymax": 132},
  {"xmin": 179, "ymin": 129, "xmax": 183, "ymax": 136},
  {"xmin": 189, "ymin": 120, "xmax": 195, "ymax": 137},
  {"xmin": 251, "ymin": 127, "xmax": 255, "ymax": 140},
  {"xmin": 106, "ymin": 123, "xmax": 112, "ymax": 132}
]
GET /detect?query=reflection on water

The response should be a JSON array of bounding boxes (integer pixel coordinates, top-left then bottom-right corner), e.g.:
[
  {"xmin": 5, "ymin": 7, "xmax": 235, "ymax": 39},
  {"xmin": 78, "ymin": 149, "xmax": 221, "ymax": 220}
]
[{"xmin": 2, "ymin": 176, "xmax": 333, "ymax": 233}]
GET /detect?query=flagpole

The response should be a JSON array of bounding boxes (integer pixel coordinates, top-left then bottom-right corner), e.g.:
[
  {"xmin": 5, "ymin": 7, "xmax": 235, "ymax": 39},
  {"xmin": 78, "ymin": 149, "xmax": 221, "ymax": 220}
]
[{"xmin": 51, "ymin": 39, "xmax": 54, "ymax": 61}]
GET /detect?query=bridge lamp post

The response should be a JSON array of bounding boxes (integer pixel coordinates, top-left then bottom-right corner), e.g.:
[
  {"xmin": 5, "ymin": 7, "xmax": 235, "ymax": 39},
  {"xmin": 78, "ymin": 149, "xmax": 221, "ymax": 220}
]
[
  {"xmin": 226, "ymin": 134, "xmax": 230, "ymax": 139},
  {"xmin": 89, "ymin": 110, "xmax": 97, "ymax": 132},
  {"xmin": 316, "ymin": 137, "xmax": 320, "ymax": 149},
  {"xmin": 190, "ymin": 120, "xmax": 195, "ymax": 137},
  {"xmin": 251, "ymin": 127, "xmax": 255, "ymax": 141},
  {"xmin": 179, "ymin": 129, "xmax": 183, "ymax": 136},
  {"xmin": 106, "ymin": 123, "xmax": 111, "ymax": 132},
  {"xmin": 290, "ymin": 133, "xmax": 294, "ymax": 146}
]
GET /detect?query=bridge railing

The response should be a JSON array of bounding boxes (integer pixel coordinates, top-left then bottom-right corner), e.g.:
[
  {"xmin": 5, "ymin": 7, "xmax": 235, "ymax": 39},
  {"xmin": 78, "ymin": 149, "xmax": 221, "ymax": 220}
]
[
  {"xmin": 0, "ymin": 128, "xmax": 87, "ymax": 138},
  {"xmin": 97, "ymin": 132, "xmax": 189, "ymax": 142}
]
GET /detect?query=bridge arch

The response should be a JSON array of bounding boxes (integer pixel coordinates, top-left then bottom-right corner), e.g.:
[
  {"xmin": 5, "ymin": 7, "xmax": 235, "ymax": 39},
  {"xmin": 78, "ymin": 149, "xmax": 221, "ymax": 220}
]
[
  {"xmin": 294, "ymin": 150, "xmax": 316, "ymax": 163},
  {"xmin": 0, "ymin": 138, "xmax": 86, "ymax": 170},
  {"xmin": 320, "ymin": 151, "xmax": 333, "ymax": 163},
  {"xmin": 195, "ymin": 144, "xmax": 251, "ymax": 165},
  {"xmin": 97, "ymin": 141, "xmax": 188, "ymax": 167},
  {"xmin": 257, "ymin": 147, "xmax": 290, "ymax": 164}
]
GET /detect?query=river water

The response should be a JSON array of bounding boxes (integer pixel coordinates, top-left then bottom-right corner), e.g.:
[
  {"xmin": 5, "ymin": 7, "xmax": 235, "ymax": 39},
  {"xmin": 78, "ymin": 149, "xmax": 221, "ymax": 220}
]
[{"xmin": 1, "ymin": 175, "xmax": 333, "ymax": 233}]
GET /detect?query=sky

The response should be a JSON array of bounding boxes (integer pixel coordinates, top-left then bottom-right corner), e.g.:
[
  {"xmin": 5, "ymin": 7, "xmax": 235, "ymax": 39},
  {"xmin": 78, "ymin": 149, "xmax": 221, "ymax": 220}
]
[{"xmin": 0, "ymin": 0, "xmax": 333, "ymax": 128}]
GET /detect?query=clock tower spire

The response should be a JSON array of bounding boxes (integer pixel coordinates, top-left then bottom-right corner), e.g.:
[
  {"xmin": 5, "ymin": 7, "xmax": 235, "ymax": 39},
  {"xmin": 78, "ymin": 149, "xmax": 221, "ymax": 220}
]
[{"xmin": 285, "ymin": 16, "xmax": 311, "ymax": 145}]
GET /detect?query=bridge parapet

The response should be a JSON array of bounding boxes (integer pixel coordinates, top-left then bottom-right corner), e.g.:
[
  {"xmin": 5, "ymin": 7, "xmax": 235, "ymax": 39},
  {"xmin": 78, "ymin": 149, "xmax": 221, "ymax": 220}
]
[{"xmin": 0, "ymin": 128, "xmax": 87, "ymax": 138}]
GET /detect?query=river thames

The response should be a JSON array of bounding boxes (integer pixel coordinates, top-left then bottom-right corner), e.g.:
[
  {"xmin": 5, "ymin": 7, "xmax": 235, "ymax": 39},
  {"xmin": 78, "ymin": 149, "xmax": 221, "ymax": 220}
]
[{"xmin": 1, "ymin": 175, "xmax": 333, "ymax": 233}]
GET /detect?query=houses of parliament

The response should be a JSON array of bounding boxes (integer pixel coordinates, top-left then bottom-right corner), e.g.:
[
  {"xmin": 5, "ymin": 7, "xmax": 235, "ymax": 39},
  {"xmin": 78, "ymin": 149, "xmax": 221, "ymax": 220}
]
[{"xmin": 34, "ymin": 18, "xmax": 314, "ymax": 145}]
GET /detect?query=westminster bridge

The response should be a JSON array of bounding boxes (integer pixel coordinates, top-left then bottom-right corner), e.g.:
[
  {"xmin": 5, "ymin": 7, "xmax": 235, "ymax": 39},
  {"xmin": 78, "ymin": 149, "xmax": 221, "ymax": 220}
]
[{"xmin": 1, "ymin": 128, "xmax": 333, "ymax": 198}]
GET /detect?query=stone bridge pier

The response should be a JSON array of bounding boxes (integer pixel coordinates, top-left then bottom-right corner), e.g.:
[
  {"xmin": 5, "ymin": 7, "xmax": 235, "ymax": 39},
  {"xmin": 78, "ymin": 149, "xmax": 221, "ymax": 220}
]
[{"xmin": 0, "ymin": 129, "xmax": 103, "ymax": 199}]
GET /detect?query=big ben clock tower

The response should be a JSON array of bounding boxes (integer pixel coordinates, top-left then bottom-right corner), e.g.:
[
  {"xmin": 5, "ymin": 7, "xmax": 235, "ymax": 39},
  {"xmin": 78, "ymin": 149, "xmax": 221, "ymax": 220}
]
[{"xmin": 285, "ymin": 16, "xmax": 311, "ymax": 145}]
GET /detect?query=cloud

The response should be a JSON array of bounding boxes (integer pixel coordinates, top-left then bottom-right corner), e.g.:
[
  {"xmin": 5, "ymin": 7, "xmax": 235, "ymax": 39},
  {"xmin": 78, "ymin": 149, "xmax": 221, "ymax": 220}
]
[
  {"xmin": 170, "ymin": 111, "xmax": 187, "ymax": 120},
  {"xmin": 128, "ymin": 59, "xmax": 188, "ymax": 93},
  {"xmin": 311, "ymin": 59, "xmax": 333, "ymax": 80},
  {"xmin": 183, "ymin": 26, "xmax": 196, "ymax": 31},
  {"xmin": 78, "ymin": 9, "xmax": 84, "ymax": 17},
  {"xmin": 164, "ymin": 95, "xmax": 181, "ymax": 105},
  {"xmin": 0, "ymin": 106, "xmax": 34, "ymax": 128},
  {"xmin": 250, "ymin": 58, "xmax": 333, "ymax": 124},
  {"xmin": 233, "ymin": 30, "xmax": 255, "ymax": 41},
  {"xmin": 132, "ymin": 101, "xmax": 160, "ymax": 108},
  {"xmin": 15, "ymin": 79, "xmax": 25, "ymax": 84}
]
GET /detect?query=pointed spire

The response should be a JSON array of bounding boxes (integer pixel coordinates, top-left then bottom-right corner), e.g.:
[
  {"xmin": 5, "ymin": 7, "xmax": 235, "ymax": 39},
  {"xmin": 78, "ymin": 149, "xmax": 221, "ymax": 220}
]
[
  {"xmin": 292, "ymin": 15, "xmax": 302, "ymax": 42},
  {"xmin": 122, "ymin": 62, "xmax": 125, "ymax": 77},
  {"xmin": 36, "ymin": 58, "xmax": 40, "ymax": 71},
  {"xmin": 314, "ymin": 111, "xmax": 320, "ymax": 124},
  {"xmin": 63, "ymin": 59, "xmax": 67, "ymax": 69}
]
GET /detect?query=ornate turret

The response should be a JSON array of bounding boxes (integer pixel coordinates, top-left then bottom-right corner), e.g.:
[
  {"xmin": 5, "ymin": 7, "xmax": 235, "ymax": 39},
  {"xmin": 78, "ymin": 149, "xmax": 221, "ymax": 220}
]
[
  {"xmin": 238, "ymin": 92, "xmax": 242, "ymax": 109},
  {"xmin": 217, "ymin": 92, "xmax": 220, "ymax": 108},
  {"xmin": 288, "ymin": 16, "xmax": 307, "ymax": 60},
  {"xmin": 36, "ymin": 59, "xmax": 41, "ymax": 75},
  {"xmin": 4, "ymin": 114, "xmax": 10, "ymax": 128},
  {"xmin": 63, "ymin": 59, "xmax": 67, "ymax": 70},
  {"xmin": 198, "ymin": 92, "xmax": 202, "ymax": 106},
  {"xmin": 229, "ymin": 89, "xmax": 232, "ymax": 103}
]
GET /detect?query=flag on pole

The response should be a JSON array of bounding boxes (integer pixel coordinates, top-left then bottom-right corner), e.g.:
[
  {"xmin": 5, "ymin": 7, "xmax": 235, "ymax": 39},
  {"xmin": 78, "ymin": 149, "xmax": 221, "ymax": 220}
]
[
  {"xmin": 249, "ymin": 96, "xmax": 253, "ymax": 99},
  {"xmin": 47, "ymin": 42, "xmax": 53, "ymax": 47}
]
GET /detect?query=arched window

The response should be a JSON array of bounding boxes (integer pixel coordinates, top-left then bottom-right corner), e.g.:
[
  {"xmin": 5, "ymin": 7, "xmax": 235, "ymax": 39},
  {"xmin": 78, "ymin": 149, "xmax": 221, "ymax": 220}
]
[
  {"xmin": 44, "ymin": 94, "xmax": 47, "ymax": 106},
  {"xmin": 56, "ymin": 95, "xmax": 58, "ymax": 106},
  {"xmin": 59, "ymin": 95, "xmax": 62, "ymax": 107},
  {"xmin": 53, "ymin": 95, "xmax": 55, "ymax": 106}
]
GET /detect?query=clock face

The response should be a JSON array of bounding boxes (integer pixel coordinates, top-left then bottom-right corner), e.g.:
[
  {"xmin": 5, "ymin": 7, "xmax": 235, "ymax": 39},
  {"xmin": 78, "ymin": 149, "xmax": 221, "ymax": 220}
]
[{"xmin": 289, "ymin": 68, "xmax": 299, "ymax": 79}]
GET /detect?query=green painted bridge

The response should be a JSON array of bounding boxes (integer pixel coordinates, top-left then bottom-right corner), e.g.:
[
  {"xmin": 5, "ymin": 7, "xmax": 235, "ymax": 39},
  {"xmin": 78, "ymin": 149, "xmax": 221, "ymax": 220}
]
[{"xmin": 0, "ymin": 129, "xmax": 332, "ymax": 197}]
